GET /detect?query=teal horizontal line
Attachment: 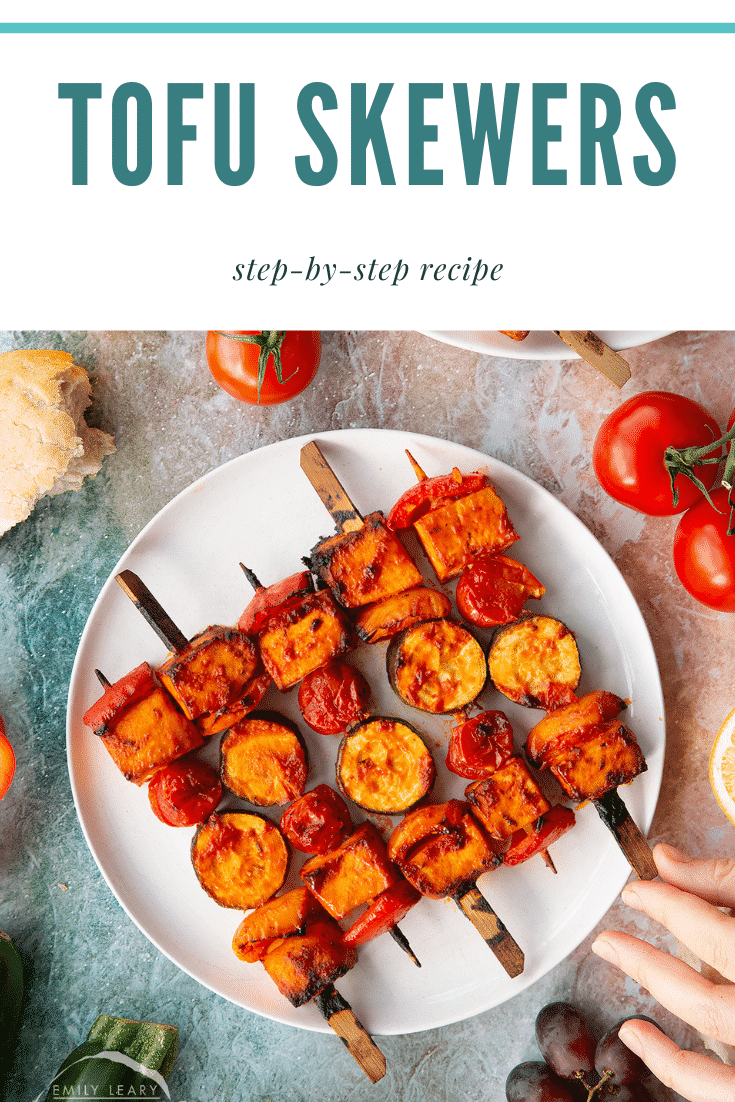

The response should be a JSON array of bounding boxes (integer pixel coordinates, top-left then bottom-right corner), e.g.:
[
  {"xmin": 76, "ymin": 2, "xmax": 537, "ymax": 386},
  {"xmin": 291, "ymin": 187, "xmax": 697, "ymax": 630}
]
[{"xmin": 0, "ymin": 21, "xmax": 734, "ymax": 33}]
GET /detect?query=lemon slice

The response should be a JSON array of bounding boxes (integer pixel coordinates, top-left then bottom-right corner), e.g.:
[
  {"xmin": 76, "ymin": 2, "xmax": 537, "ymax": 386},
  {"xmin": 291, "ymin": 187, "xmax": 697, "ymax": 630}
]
[{"xmin": 709, "ymin": 708, "xmax": 735, "ymax": 825}]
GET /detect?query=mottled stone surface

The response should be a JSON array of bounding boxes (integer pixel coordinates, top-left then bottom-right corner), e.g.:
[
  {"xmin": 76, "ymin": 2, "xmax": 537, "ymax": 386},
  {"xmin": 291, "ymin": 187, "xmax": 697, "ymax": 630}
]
[{"xmin": 1, "ymin": 329, "xmax": 733, "ymax": 1102}]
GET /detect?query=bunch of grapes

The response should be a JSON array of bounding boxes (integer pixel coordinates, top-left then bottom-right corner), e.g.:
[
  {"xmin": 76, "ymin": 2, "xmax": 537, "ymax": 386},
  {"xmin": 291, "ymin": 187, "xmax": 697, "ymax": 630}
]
[{"xmin": 505, "ymin": 1001, "xmax": 657, "ymax": 1102}]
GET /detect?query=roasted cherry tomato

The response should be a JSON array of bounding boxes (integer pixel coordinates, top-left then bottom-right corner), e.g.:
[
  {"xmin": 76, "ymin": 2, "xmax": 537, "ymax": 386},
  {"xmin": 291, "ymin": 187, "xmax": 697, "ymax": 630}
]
[
  {"xmin": 673, "ymin": 487, "xmax": 735, "ymax": 612},
  {"xmin": 279, "ymin": 784, "xmax": 353, "ymax": 854},
  {"xmin": 592, "ymin": 391, "xmax": 722, "ymax": 515},
  {"xmin": 503, "ymin": 805, "xmax": 576, "ymax": 866},
  {"xmin": 445, "ymin": 711, "xmax": 514, "ymax": 779},
  {"xmin": 298, "ymin": 660, "xmax": 371, "ymax": 735},
  {"xmin": 206, "ymin": 330, "xmax": 321, "ymax": 405},
  {"xmin": 342, "ymin": 881, "xmax": 421, "ymax": 946},
  {"xmin": 0, "ymin": 715, "xmax": 15, "ymax": 800},
  {"xmin": 456, "ymin": 553, "xmax": 545, "ymax": 628},
  {"xmin": 386, "ymin": 469, "xmax": 488, "ymax": 530},
  {"xmin": 148, "ymin": 758, "xmax": 222, "ymax": 827}
]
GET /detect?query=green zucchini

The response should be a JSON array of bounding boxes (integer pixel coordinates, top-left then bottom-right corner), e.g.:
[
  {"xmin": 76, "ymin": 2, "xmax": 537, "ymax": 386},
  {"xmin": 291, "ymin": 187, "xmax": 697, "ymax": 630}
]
[
  {"xmin": 40, "ymin": 1014, "xmax": 178, "ymax": 1101},
  {"xmin": 0, "ymin": 931, "xmax": 23, "ymax": 1079}
]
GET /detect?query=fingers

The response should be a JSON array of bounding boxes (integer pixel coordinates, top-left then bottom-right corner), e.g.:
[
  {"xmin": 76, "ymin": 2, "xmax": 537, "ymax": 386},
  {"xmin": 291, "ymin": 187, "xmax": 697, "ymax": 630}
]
[
  {"xmin": 654, "ymin": 843, "xmax": 735, "ymax": 910},
  {"xmin": 592, "ymin": 931, "xmax": 735, "ymax": 1044},
  {"xmin": 617, "ymin": 1019, "xmax": 735, "ymax": 1102},
  {"xmin": 621, "ymin": 876, "xmax": 735, "ymax": 983}
]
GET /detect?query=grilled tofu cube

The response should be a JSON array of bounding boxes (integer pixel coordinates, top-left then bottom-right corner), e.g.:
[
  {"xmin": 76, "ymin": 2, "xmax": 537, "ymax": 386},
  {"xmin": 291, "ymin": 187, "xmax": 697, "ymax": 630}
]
[
  {"xmin": 232, "ymin": 887, "xmax": 325, "ymax": 962},
  {"xmin": 396, "ymin": 807, "xmax": 500, "ymax": 899},
  {"xmin": 526, "ymin": 690, "xmax": 627, "ymax": 765},
  {"xmin": 547, "ymin": 720, "xmax": 647, "ymax": 801},
  {"xmin": 300, "ymin": 822, "xmax": 400, "ymax": 919},
  {"xmin": 84, "ymin": 663, "xmax": 204, "ymax": 784},
  {"xmin": 257, "ymin": 589, "xmax": 354, "ymax": 691},
  {"xmin": 158, "ymin": 625, "xmax": 261, "ymax": 722},
  {"xmin": 354, "ymin": 586, "xmax": 452, "ymax": 643},
  {"xmin": 310, "ymin": 512, "xmax": 423, "ymax": 609},
  {"xmin": 465, "ymin": 758, "xmax": 551, "ymax": 841},
  {"xmin": 412, "ymin": 486, "xmax": 519, "ymax": 582},
  {"xmin": 262, "ymin": 916, "xmax": 358, "ymax": 1007}
]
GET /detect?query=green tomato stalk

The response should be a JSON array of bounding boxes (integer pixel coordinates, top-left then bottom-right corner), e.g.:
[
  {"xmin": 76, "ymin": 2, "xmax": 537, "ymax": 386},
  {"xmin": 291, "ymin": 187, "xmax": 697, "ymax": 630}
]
[
  {"xmin": 215, "ymin": 331, "xmax": 294, "ymax": 402},
  {"xmin": 664, "ymin": 421, "xmax": 735, "ymax": 535}
]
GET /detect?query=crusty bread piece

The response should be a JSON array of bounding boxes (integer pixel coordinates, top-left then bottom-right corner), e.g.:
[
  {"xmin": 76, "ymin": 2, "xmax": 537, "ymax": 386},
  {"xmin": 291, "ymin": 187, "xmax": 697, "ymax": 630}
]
[{"xmin": 0, "ymin": 349, "xmax": 115, "ymax": 537}]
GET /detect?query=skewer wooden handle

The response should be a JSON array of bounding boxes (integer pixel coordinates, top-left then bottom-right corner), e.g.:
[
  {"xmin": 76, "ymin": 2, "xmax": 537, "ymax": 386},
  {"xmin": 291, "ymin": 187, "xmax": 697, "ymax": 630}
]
[
  {"xmin": 115, "ymin": 569, "xmax": 189, "ymax": 654},
  {"xmin": 315, "ymin": 983, "xmax": 386, "ymax": 1083},
  {"xmin": 300, "ymin": 441, "xmax": 364, "ymax": 533},
  {"xmin": 594, "ymin": 789, "xmax": 657, "ymax": 880},
  {"xmin": 453, "ymin": 885, "xmax": 525, "ymax": 978},
  {"xmin": 553, "ymin": 331, "xmax": 631, "ymax": 389}
]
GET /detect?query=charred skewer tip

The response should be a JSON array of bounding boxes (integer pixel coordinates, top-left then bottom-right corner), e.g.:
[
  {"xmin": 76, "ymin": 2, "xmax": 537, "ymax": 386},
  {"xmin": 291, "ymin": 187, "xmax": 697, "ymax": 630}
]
[
  {"xmin": 389, "ymin": 924, "xmax": 421, "ymax": 967},
  {"xmin": 239, "ymin": 563, "xmax": 263, "ymax": 592}
]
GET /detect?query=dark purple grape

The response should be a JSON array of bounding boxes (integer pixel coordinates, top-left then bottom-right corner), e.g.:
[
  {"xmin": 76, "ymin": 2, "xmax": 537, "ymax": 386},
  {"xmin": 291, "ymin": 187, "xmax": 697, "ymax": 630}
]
[
  {"xmin": 535, "ymin": 1002, "xmax": 596, "ymax": 1081},
  {"xmin": 613, "ymin": 1084, "xmax": 654, "ymax": 1102},
  {"xmin": 505, "ymin": 1061, "xmax": 578, "ymax": 1102},
  {"xmin": 595, "ymin": 1020, "xmax": 648, "ymax": 1087}
]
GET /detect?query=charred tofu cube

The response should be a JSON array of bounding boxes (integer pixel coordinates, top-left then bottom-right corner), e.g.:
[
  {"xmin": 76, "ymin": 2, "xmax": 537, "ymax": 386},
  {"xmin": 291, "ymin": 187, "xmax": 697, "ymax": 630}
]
[
  {"xmin": 262, "ymin": 916, "xmax": 358, "ymax": 1006},
  {"xmin": 310, "ymin": 512, "xmax": 423, "ymax": 609},
  {"xmin": 300, "ymin": 822, "xmax": 400, "ymax": 919},
  {"xmin": 547, "ymin": 721, "xmax": 647, "ymax": 801},
  {"xmin": 232, "ymin": 887, "xmax": 325, "ymax": 962},
  {"xmin": 412, "ymin": 486, "xmax": 519, "ymax": 582},
  {"xmin": 354, "ymin": 586, "xmax": 452, "ymax": 643},
  {"xmin": 158, "ymin": 626, "xmax": 261, "ymax": 722},
  {"xmin": 83, "ymin": 663, "xmax": 204, "ymax": 784},
  {"xmin": 257, "ymin": 590, "xmax": 354, "ymax": 691},
  {"xmin": 465, "ymin": 758, "xmax": 550, "ymax": 840},
  {"xmin": 398, "ymin": 810, "xmax": 500, "ymax": 899}
]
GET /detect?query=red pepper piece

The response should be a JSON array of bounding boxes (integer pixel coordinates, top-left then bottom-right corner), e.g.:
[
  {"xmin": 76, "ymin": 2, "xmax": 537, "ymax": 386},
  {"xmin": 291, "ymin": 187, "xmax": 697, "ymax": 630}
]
[
  {"xmin": 446, "ymin": 711, "xmax": 514, "ymax": 779},
  {"xmin": 342, "ymin": 881, "xmax": 422, "ymax": 946},
  {"xmin": 502, "ymin": 805, "xmax": 576, "ymax": 867},
  {"xmin": 386, "ymin": 470, "xmax": 489, "ymax": 531},
  {"xmin": 298, "ymin": 660, "xmax": 371, "ymax": 735},
  {"xmin": 148, "ymin": 757, "xmax": 223, "ymax": 827},
  {"xmin": 280, "ymin": 784, "xmax": 353, "ymax": 854},
  {"xmin": 82, "ymin": 662, "xmax": 157, "ymax": 732},
  {"xmin": 456, "ymin": 553, "xmax": 546, "ymax": 628},
  {"xmin": 238, "ymin": 569, "xmax": 314, "ymax": 635}
]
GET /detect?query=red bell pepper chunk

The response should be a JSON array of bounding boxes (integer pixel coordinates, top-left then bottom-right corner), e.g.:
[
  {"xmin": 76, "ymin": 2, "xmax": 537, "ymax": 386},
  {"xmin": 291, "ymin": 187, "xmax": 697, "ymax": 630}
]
[
  {"xmin": 502, "ymin": 805, "xmax": 576, "ymax": 867},
  {"xmin": 82, "ymin": 662, "xmax": 157, "ymax": 733},
  {"xmin": 238, "ymin": 569, "xmax": 314, "ymax": 635},
  {"xmin": 386, "ymin": 470, "xmax": 489, "ymax": 531},
  {"xmin": 342, "ymin": 881, "xmax": 422, "ymax": 946},
  {"xmin": 445, "ymin": 710, "xmax": 514, "ymax": 780}
]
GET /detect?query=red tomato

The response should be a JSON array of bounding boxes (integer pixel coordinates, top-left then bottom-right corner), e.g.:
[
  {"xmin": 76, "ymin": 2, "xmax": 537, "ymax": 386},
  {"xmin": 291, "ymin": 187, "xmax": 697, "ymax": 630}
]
[
  {"xmin": 445, "ymin": 711, "xmax": 514, "ymax": 779},
  {"xmin": 0, "ymin": 715, "xmax": 15, "ymax": 800},
  {"xmin": 298, "ymin": 660, "xmax": 371, "ymax": 735},
  {"xmin": 148, "ymin": 758, "xmax": 222, "ymax": 827},
  {"xmin": 673, "ymin": 488, "xmax": 735, "ymax": 612},
  {"xmin": 206, "ymin": 330, "xmax": 320, "ymax": 405},
  {"xmin": 279, "ymin": 784, "xmax": 353, "ymax": 854},
  {"xmin": 456, "ymin": 553, "xmax": 545, "ymax": 628},
  {"xmin": 593, "ymin": 391, "xmax": 722, "ymax": 515}
]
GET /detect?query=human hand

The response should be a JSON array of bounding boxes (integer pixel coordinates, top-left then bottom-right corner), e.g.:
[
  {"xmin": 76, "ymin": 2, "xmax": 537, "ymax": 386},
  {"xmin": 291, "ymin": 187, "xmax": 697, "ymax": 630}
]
[{"xmin": 592, "ymin": 842, "xmax": 735, "ymax": 1102}]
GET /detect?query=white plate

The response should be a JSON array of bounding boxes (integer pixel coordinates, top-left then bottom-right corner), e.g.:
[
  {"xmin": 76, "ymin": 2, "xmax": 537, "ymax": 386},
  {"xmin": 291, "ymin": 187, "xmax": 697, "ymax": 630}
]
[
  {"xmin": 67, "ymin": 429, "xmax": 664, "ymax": 1036},
  {"xmin": 422, "ymin": 330, "xmax": 674, "ymax": 360}
]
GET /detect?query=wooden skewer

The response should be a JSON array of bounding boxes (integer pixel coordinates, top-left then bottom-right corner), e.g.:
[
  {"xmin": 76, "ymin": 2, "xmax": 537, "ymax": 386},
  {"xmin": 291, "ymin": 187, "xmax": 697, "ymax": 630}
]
[
  {"xmin": 453, "ymin": 884, "xmax": 525, "ymax": 978},
  {"xmin": 94, "ymin": 669, "xmax": 112, "ymax": 689},
  {"xmin": 315, "ymin": 983, "xmax": 386, "ymax": 1082},
  {"xmin": 300, "ymin": 440, "xmax": 364, "ymax": 533},
  {"xmin": 405, "ymin": 450, "xmax": 428, "ymax": 482},
  {"xmin": 115, "ymin": 569, "xmax": 189, "ymax": 654},
  {"xmin": 389, "ymin": 924, "xmax": 421, "ymax": 967},
  {"xmin": 594, "ymin": 789, "xmax": 657, "ymax": 880},
  {"xmin": 553, "ymin": 331, "xmax": 631, "ymax": 389}
]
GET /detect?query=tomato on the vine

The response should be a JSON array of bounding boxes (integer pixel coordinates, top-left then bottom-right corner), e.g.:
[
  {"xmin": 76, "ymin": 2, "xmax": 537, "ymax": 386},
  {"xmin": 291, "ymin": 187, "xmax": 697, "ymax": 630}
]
[
  {"xmin": 593, "ymin": 391, "xmax": 722, "ymax": 515},
  {"xmin": 673, "ymin": 488, "xmax": 735, "ymax": 612},
  {"xmin": 206, "ymin": 330, "xmax": 320, "ymax": 405}
]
